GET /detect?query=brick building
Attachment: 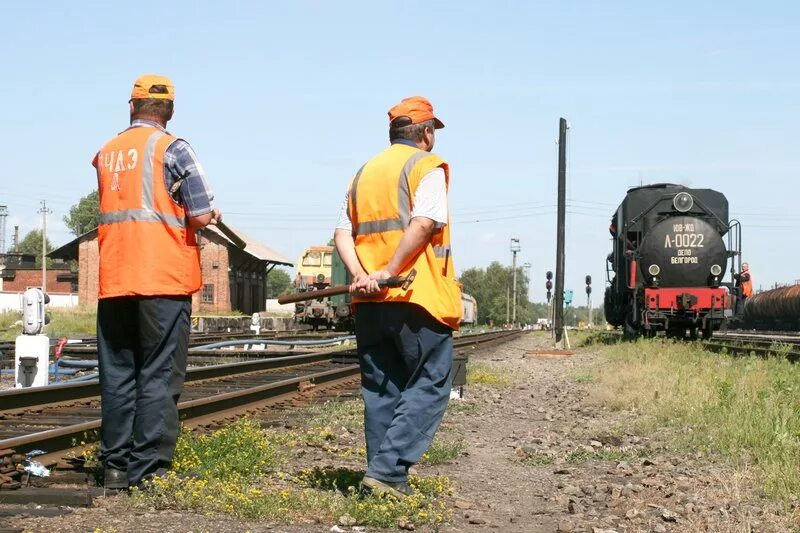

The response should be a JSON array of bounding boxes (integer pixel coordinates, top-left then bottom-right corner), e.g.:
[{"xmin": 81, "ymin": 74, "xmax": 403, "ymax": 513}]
[
  {"xmin": 0, "ymin": 253, "xmax": 74, "ymax": 293},
  {"xmin": 49, "ymin": 225, "xmax": 292, "ymax": 315}
]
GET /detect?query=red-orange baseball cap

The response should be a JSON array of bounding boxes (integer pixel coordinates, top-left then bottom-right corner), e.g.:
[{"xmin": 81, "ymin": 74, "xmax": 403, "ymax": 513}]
[
  {"xmin": 388, "ymin": 96, "xmax": 444, "ymax": 129},
  {"xmin": 130, "ymin": 74, "xmax": 175, "ymax": 101}
]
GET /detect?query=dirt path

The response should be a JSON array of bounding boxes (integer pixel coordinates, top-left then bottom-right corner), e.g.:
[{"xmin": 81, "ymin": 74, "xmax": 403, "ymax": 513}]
[
  {"xmin": 4, "ymin": 332, "xmax": 796, "ymax": 532},
  {"xmin": 428, "ymin": 333, "xmax": 794, "ymax": 532}
]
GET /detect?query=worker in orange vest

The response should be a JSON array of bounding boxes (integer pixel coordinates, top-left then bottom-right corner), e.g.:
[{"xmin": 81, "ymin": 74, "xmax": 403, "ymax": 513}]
[
  {"xmin": 93, "ymin": 75, "xmax": 220, "ymax": 490},
  {"xmin": 334, "ymin": 96, "xmax": 462, "ymax": 499},
  {"xmin": 735, "ymin": 262, "xmax": 753, "ymax": 315}
]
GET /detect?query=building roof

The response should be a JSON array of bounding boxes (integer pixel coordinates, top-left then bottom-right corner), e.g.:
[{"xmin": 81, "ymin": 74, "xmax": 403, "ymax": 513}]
[
  {"xmin": 203, "ymin": 225, "xmax": 293, "ymax": 266},
  {"xmin": 49, "ymin": 229, "xmax": 97, "ymax": 261},
  {"xmin": 48, "ymin": 225, "xmax": 293, "ymax": 267}
]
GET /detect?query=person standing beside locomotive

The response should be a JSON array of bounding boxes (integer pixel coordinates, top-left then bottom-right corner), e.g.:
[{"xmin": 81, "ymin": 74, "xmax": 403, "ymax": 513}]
[
  {"xmin": 735, "ymin": 262, "xmax": 753, "ymax": 314},
  {"xmin": 333, "ymin": 96, "xmax": 462, "ymax": 499},
  {"xmin": 94, "ymin": 75, "xmax": 221, "ymax": 490}
]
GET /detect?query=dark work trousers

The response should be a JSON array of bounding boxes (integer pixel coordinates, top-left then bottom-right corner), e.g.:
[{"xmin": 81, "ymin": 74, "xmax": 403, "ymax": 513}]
[
  {"xmin": 355, "ymin": 302, "xmax": 454, "ymax": 483},
  {"xmin": 97, "ymin": 296, "xmax": 191, "ymax": 485}
]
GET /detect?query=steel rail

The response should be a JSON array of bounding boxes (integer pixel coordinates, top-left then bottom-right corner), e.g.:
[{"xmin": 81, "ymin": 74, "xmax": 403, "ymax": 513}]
[
  {"xmin": 0, "ymin": 349, "xmax": 351, "ymax": 413},
  {"xmin": 0, "ymin": 364, "xmax": 360, "ymax": 465},
  {"xmin": 0, "ymin": 331, "xmax": 518, "ymax": 414},
  {"xmin": 0, "ymin": 329, "xmax": 523, "ymax": 465},
  {"xmin": 701, "ymin": 338, "xmax": 800, "ymax": 362}
]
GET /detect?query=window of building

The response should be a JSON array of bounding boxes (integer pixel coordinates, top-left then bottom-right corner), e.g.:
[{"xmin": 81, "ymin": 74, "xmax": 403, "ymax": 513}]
[
  {"xmin": 202, "ymin": 284, "xmax": 214, "ymax": 303},
  {"xmin": 323, "ymin": 252, "xmax": 333, "ymax": 267}
]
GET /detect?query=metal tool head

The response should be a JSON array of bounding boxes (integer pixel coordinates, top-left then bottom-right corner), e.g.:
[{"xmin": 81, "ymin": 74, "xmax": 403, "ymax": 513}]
[{"xmin": 402, "ymin": 269, "xmax": 417, "ymax": 290}]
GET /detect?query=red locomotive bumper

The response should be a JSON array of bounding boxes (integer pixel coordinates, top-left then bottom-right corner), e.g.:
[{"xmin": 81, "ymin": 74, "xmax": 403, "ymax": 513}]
[
  {"xmin": 643, "ymin": 287, "xmax": 729, "ymax": 331},
  {"xmin": 645, "ymin": 287, "xmax": 729, "ymax": 311}
]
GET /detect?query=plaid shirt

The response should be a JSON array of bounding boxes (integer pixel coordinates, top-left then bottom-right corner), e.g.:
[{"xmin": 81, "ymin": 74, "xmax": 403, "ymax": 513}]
[{"xmin": 129, "ymin": 119, "xmax": 215, "ymax": 217}]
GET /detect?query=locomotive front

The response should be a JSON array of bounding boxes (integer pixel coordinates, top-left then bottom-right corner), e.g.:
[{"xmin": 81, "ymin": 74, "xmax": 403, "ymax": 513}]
[{"xmin": 605, "ymin": 185, "xmax": 739, "ymax": 337}]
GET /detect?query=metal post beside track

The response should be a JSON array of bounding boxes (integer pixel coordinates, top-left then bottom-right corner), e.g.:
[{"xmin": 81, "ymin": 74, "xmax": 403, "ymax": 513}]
[{"xmin": 554, "ymin": 118, "xmax": 568, "ymax": 346}]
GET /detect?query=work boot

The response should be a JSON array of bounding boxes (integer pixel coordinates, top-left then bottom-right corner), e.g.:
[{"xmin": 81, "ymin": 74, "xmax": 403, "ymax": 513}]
[
  {"xmin": 361, "ymin": 476, "xmax": 411, "ymax": 499},
  {"xmin": 103, "ymin": 468, "xmax": 128, "ymax": 490}
]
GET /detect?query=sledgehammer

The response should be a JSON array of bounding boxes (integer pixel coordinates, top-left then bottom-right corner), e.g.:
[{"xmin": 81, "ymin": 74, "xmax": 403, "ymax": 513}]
[{"xmin": 278, "ymin": 269, "xmax": 417, "ymax": 305}]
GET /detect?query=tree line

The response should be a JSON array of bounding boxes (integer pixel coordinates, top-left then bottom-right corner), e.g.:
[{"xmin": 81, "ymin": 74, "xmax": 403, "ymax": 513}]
[{"xmin": 459, "ymin": 261, "xmax": 605, "ymax": 327}]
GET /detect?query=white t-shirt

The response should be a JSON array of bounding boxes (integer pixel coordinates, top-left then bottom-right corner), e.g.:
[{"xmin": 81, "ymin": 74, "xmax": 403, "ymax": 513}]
[{"xmin": 336, "ymin": 167, "xmax": 448, "ymax": 231}]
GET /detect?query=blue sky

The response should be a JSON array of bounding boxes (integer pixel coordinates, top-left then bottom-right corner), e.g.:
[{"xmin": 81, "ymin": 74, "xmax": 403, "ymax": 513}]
[{"xmin": 1, "ymin": 1, "xmax": 798, "ymax": 302}]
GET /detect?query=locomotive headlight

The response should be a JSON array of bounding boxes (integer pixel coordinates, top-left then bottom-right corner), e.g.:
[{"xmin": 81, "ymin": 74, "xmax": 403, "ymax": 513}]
[
  {"xmin": 710, "ymin": 264, "xmax": 722, "ymax": 276},
  {"xmin": 673, "ymin": 192, "xmax": 694, "ymax": 212},
  {"xmin": 648, "ymin": 264, "xmax": 661, "ymax": 276}
]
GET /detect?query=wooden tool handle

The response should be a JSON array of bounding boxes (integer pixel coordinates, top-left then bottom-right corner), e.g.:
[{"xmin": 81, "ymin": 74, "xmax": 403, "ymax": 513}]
[
  {"xmin": 277, "ymin": 269, "xmax": 417, "ymax": 305},
  {"xmin": 278, "ymin": 286, "xmax": 350, "ymax": 305}
]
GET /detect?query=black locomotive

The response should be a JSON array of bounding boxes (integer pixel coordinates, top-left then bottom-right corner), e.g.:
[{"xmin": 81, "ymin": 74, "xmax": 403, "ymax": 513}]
[{"xmin": 604, "ymin": 184, "xmax": 741, "ymax": 338}]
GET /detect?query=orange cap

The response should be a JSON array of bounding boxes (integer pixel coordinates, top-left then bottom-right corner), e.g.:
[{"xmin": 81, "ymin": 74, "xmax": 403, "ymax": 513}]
[
  {"xmin": 388, "ymin": 96, "xmax": 444, "ymax": 129},
  {"xmin": 130, "ymin": 74, "xmax": 175, "ymax": 101}
]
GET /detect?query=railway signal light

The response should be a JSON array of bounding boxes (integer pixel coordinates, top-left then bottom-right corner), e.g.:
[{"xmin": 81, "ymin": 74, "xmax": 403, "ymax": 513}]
[
  {"xmin": 545, "ymin": 271, "xmax": 553, "ymax": 303},
  {"xmin": 16, "ymin": 288, "xmax": 51, "ymax": 388},
  {"xmin": 22, "ymin": 288, "xmax": 49, "ymax": 336},
  {"xmin": 585, "ymin": 275, "xmax": 592, "ymax": 295}
]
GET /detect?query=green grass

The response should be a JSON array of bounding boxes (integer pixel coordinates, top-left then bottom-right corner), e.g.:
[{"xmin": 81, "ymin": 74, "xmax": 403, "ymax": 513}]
[
  {"xmin": 297, "ymin": 399, "xmax": 364, "ymax": 433},
  {"xmin": 0, "ymin": 311, "xmax": 21, "ymax": 341},
  {"xmin": 44, "ymin": 306, "xmax": 97, "ymax": 338},
  {"xmin": 172, "ymin": 418, "xmax": 283, "ymax": 481},
  {"xmin": 1, "ymin": 306, "xmax": 98, "ymax": 340},
  {"xmin": 420, "ymin": 438, "xmax": 464, "ymax": 465},
  {"xmin": 132, "ymin": 417, "xmax": 452, "ymax": 527},
  {"xmin": 588, "ymin": 337, "xmax": 800, "ymax": 501},
  {"xmin": 467, "ymin": 362, "xmax": 510, "ymax": 387},
  {"xmin": 446, "ymin": 401, "xmax": 479, "ymax": 415},
  {"xmin": 521, "ymin": 452, "xmax": 556, "ymax": 467},
  {"xmin": 572, "ymin": 371, "xmax": 595, "ymax": 384}
]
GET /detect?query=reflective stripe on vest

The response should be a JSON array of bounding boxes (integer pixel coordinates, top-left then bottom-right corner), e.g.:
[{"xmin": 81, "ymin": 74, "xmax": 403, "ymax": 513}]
[
  {"xmin": 99, "ymin": 209, "xmax": 186, "ymax": 228},
  {"xmin": 99, "ymin": 131, "xmax": 186, "ymax": 228},
  {"xmin": 350, "ymin": 151, "xmax": 430, "ymax": 236},
  {"xmin": 433, "ymin": 245, "xmax": 450, "ymax": 258}
]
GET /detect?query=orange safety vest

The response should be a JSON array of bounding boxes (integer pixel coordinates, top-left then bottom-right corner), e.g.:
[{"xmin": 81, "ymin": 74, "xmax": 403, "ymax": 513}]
[
  {"xmin": 93, "ymin": 126, "xmax": 202, "ymax": 299},
  {"xmin": 348, "ymin": 143, "xmax": 462, "ymax": 329},
  {"xmin": 741, "ymin": 272, "xmax": 753, "ymax": 297}
]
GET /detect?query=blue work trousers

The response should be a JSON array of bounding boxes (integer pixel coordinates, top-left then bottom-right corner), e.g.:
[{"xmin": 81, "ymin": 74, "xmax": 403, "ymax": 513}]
[
  {"xmin": 355, "ymin": 302, "xmax": 453, "ymax": 483},
  {"xmin": 97, "ymin": 296, "xmax": 191, "ymax": 485}
]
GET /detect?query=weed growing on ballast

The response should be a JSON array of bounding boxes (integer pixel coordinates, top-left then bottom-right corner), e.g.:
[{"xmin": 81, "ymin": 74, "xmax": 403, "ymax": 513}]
[
  {"xmin": 467, "ymin": 362, "xmax": 510, "ymax": 387},
  {"xmin": 131, "ymin": 413, "xmax": 452, "ymax": 528}
]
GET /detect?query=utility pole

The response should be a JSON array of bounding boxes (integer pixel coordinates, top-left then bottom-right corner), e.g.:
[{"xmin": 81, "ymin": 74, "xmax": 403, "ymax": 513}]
[
  {"xmin": 38, "ymin": 200, "xmax": 52, "ymax": 292},
  {"xmin": 506, "ymin": 285, "xmax": 510, "ymax": 325},
  {"xmin": 521, "ymin": 262, "xmax": 531, "ymax": 326},
  {"xmin": 510, "ymin": 238, "xmax": 520, "ymax": 324},
  {"xmin": 0, "ymin": 206, "xmax": 7, "ymax": 254},
  {"xmin": 554, "ymin": 118, "xmax": 568, "ymax": 347}
]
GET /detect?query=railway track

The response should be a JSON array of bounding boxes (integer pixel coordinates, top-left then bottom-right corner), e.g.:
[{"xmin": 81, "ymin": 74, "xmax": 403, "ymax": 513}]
[
  {"xmin": 593, "ymin": 329, "xmax": 800, "ymax": 362},
  {"xmin": 0, "ymin": 329, "xmax": 521, "ymax": 467},
  {"xmin": 0, "ymin": 329, "xmax": 345, "ymax": 359},
  {"xmin": 702, "ymin": 333, "xmax": 800, "ymax": 362}
]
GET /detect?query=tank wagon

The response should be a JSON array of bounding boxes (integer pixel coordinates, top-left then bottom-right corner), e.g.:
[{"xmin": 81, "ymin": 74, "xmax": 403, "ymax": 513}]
[
  {"xmin": 604, "ymin": 183, "xmax": 741, "ymax": 338},
  {"xmin": 742, "ymin": 285, "xmax": 800, "ymax": 330}
]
